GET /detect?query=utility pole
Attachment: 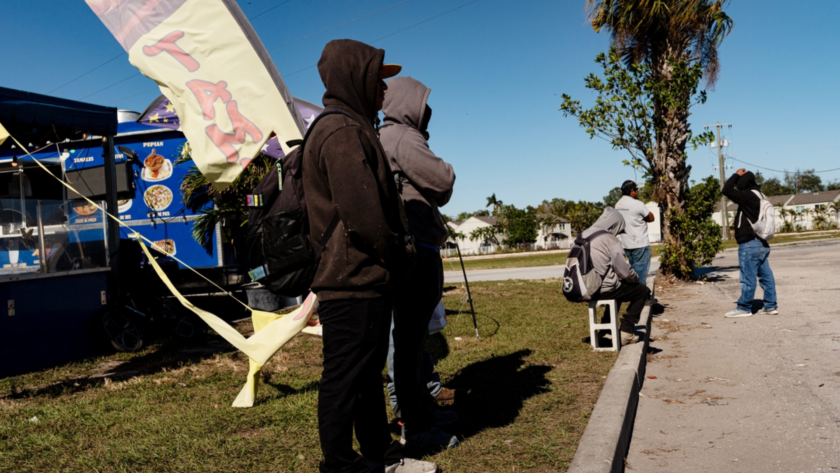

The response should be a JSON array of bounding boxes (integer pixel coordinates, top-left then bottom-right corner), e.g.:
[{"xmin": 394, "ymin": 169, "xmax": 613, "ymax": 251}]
[{"xmin": 705, "ymin": 122, "xmax": 732, "ymax": 240}]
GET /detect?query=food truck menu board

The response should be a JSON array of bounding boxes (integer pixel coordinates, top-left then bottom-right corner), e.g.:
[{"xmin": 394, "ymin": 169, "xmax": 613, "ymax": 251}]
[{"xmin": 62, "ymin": 128, "xmax": 220, "ymax": 269}]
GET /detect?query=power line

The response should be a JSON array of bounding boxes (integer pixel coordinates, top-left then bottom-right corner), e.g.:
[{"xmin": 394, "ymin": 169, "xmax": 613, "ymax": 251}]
[
  {"xmin": 81, "ymin": 72, "xmax": 141, "ymax": 100},
  {"xmin": 48, "ymin": 52, "xmax": 126, "ymax": 93},
  {"xmin": 267, "ymin": 0, "xmax": 416, "ymax": 52},
  {"xmin": 283, "ymin": 0, "xmax": 482, "ymax": 79},
  {"xmin": 248, "ymin": 0, "xmax": 294, "ymax": 21},
  {"xmin": 108, "ymin": 0, "xmax": 484, "ymax": 103},
  {"xmin": 49, "ymin": 0, "xmax": 295, "ymax": 96},
  {"xmin": 727, "ymin": 156, "xmax": 840, "ymax": 175}
]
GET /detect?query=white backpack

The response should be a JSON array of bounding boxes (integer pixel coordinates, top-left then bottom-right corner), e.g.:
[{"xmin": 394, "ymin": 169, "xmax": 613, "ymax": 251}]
[{"xmin": 748, "ymin": 190, "xmax": 775, "ymax": 241}]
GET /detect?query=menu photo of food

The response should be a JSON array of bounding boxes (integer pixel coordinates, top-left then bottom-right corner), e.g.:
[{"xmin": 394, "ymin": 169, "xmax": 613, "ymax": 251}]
[
  {"xmin": 118, "ymin": 198, "xmax": 132, "ymax": 213},
  {"xmin": 144, "ymin": 185, "xmax": 173, "ymax": 212},
  {"xmin": 142, "ymin": 149, "xmax": 173, "ymax": 181},
  {"xmin": 151, "ymin": 239, "xmax": 176, "ymax": 256},
  {"xmin": 72, "ymin": 201, "xmax": 99, "ymax": 217}
]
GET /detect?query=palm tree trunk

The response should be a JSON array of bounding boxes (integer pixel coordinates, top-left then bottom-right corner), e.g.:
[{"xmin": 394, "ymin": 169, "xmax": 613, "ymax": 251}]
[{"xmin": 649, "ymin": 41, "xmax": 694, "ymax": 277}]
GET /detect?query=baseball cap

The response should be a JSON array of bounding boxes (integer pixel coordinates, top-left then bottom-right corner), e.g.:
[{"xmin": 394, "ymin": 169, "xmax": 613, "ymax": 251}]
[
  {"xmin": 380, "ymin": 64, "xmax": 402, "ymax": 79},
  {"xmin": 621, "ymin": 180, "xmax": 638, "ymax": 194}
]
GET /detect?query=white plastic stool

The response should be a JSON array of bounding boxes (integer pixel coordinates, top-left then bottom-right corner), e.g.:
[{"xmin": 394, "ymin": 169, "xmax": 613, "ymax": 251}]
[{"xmin": 588, "ymin": 299, "xmax": 619, "ymax": 351}]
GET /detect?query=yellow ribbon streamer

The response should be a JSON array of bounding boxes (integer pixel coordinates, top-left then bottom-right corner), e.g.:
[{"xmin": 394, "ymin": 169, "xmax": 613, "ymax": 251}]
[{"xmin": 4, "ymin": 128, "xmax": 315, "ymax": 408}]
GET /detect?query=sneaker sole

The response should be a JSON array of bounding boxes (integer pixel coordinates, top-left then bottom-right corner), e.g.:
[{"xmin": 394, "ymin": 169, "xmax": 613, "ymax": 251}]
[{"xmin": 724, "ymin": 313, "xmax": 753, "ymax": 318}]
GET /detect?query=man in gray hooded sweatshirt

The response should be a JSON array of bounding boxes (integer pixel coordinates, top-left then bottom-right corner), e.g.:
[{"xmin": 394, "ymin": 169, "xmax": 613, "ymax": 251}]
[
  {"xmin": 581, "ymin": 208, "xmax": 652, "ymax": 344},
  {"xmin": 379, "ymin": 76, "xmax": 457, "ymax": 451}
]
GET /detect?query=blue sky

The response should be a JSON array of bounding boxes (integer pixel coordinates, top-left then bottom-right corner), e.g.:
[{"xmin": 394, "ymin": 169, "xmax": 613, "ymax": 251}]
[{"xmin": 2, "ymin": 0, "xmax": 839, "ymax": 216}]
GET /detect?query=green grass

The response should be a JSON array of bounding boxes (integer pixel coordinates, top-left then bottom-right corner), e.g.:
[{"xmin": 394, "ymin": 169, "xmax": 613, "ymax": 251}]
[
  {"xmin": 0, "ymin": 281, "xmax": 615, "ymax": 472},
  {"xmin": 444, "ymin": 253, "xmax": 568, "ymax": 272}
]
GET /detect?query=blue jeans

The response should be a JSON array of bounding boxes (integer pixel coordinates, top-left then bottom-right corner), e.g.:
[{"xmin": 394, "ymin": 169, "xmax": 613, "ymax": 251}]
[
  {"xmin": 386, "ymin": 317, "xmax": 442, "ymax": 417},
  {"xmin": 737, "ymin": 239, "xmax": 777, "ymax": 312},
  {"xmin": 625, "ymin": 246, "xmax": 651, "ymax": 287}
]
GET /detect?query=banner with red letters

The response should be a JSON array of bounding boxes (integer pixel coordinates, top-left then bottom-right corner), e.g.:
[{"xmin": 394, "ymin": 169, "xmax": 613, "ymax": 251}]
[{"xmin": 86, "ymin": 0, "xmax": 306, "ymax": 189}]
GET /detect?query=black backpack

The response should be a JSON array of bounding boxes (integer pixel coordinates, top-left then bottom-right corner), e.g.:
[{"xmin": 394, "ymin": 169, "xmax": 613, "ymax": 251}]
[
  {"xmin": 244, "ymin": 109, "xmax": 349, "ymax": 297},
  {"xmin": 561, "ymin": 230, "xmax": 608, "ymax": 303}
]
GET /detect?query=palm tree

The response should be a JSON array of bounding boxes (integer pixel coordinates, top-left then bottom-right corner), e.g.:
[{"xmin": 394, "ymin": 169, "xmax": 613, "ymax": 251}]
[
  {"xmin": 177, "ymin": 144, "xmax": 275, "ymax": 252},
  {"xmin": 485, "ymin": 193, "xmax": 503, "ymax": 216},
  {"xmin": 827, "ymin": 201, "xmax": 840, "ymax": 228},
  {"xmin": 586, "ymin": 0, "xmax": 733, "ymax": 247}
]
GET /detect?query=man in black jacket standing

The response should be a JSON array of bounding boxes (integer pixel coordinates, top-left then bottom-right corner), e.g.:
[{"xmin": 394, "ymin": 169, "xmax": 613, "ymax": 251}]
[
  {"xmin": 722, "ymin": 168, "xmax": 779, "ymax": 318},
  {"xmin": 303, "ymin": 39, "xmax": 436, "ymax": 473}
]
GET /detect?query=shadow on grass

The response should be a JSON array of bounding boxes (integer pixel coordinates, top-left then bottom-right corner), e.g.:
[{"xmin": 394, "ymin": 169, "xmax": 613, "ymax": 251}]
[
  {"xmin": 3, "ymin": 336, "xmax": 235, "ymax": 400},
  {"xmin": 448, "ymin": 349, "xmax": 551, "ymax": 439}
]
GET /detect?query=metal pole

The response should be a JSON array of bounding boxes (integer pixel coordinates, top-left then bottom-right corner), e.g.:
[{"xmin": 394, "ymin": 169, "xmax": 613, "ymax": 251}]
[
  {"xmin": 716, "ymin": 123, "xmax": 729, "ymax": 240},
  {"xmin": 102, "ymin": 135, "xmax": 120, "ymax": 297},
  {"xmin": 455, "ymin": 243, "xmax": 479, "ymax": 341},
  {"xmin": 36, "ymin": 200, "xmax": 47, "ymax": 274}
]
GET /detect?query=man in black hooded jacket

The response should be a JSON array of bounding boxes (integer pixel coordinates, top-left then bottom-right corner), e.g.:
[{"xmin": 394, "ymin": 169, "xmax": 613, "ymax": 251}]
[
  {"xmin": 722, "ymin": 168, "xmax": 779, "ymax": 318},
  {"xmin": 303, "ymin": 39, "xmax": 436, "ymax": 473}
]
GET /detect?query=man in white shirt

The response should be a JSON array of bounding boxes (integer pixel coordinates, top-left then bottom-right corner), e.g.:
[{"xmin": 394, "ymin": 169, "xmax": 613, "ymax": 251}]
[{"xmin": 615, "ymin": 180, "xmax": 655, "ymax": 286}]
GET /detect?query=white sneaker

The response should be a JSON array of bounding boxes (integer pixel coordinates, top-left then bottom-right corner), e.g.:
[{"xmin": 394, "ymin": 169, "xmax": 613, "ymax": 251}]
[
  {"xmin": 762, "ymin": 307, "xmax": 779, "ymax": 315},
  {"xmin": 385, "ymin": 458, "xmax": 438, "ymax": 473},
  {"xmin": 725, "ymin": 309, "xmax": 752, "ymax": 318}
]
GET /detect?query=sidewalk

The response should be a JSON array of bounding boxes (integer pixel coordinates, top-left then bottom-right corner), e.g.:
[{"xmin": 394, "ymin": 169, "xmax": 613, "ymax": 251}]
[{"xmin": 626, "ymin": 240, "xmax": 840, "ymax": 472}]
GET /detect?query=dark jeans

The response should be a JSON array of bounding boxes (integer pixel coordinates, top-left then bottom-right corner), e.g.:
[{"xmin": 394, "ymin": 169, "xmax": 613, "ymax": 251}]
[
  {"xmin": 737, "ymin": 238, "xmax": 777, "ymax": 312},
  {"xmin": 599, "ymin": 282, "xmax": 652, "ymax": 333},
  {"xmin": 391, "ymin": 246, "xmax": 443, "ymax": 433},
  {"xmin": 317, "ymin": 297, "xmax": 401, "ymax": 473}
]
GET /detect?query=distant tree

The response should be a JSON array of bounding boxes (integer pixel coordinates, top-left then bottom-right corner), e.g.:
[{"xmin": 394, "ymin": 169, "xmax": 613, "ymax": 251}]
[
  {"xmin": 497, "ymin": 204, "xmax": 538, "ymax": 247},
  {"xmin": 536, "ymin": 198, "xmax": 604, "ymax": 234},
  {"xmin": 827, "ymin": 180, "xmax": 840, "ymax": 191},
  {"xmin": 784, "ymin": 169, "xmax": 824, "ymax": 194},
  {"xmin": 760, "ymin": 177, "xmax": 794, "ymax": 196},
  {"xmin": 469, "ymin": 226, "xmax": 500, "ymax": 247},
  {"xmin": 603, "ymin": 186, "xmax": 623, "ymax": 207},
  {"xmin": 455, "ymin": 210, "xmax": 489, "ymax": 222},
  {"xmin": 827, "ymin": 201, "xmax": 840, "ymax": 228},
  {"xmin": 485, "ymin": 193, "xmax": 503, "ymax": 216}
]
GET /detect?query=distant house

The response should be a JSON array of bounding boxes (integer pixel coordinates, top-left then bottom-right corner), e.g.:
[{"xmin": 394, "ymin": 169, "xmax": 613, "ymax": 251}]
[
  {"xmin": 445, "ymin": 216, "xmax": 503, "ymax": 256},
  {"xmin": 535, "ymin": 214, "xmax": 572, "ymax": 249},
  {"xmin": 786, "ymin": 190, "xmax": 840, "ymax": 230}
]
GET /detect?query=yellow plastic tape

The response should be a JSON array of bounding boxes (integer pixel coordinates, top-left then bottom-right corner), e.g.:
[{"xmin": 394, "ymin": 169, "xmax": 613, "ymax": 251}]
[{"xmin": 4, "ymin": 129, "xmax": 316, "ymax": 408}]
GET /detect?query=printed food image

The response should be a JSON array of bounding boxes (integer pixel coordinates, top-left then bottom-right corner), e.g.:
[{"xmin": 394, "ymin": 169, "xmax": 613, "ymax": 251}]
[
  {"xmin": 72, "ymin": 201, "xmax": 98, "ymax": 217},
  {"xmin": 144, "ymin": 185, "xmax": 173, "ymax": 211},
  {"xmin": 118, "ymin": 199, "xmax": 132, "ymax": 213},
  {"xmin": 152, "ymin": 239, "xmax": 176, "ymax": 256},
  {"xmin": 143, "ymin": 149, "xmax": 172, "ymax": 181}
]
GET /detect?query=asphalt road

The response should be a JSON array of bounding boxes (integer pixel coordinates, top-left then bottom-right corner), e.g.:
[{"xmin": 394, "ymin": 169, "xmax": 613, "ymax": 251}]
[
  {"xmin": 626, "ymin": 240, "xmax": 840, "ymax": 472},
  {"xmin": 444, "ymin": 260, "xmax": 660, "ymax": 283}
]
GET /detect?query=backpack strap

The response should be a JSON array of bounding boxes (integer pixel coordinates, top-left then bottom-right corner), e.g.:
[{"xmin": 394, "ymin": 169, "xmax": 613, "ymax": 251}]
[{"xmin": 292, "ymin": 108, "xmax": 355, "ymax": 250}]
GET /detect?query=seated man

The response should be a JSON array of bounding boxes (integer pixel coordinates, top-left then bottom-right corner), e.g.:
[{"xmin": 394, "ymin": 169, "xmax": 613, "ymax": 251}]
[{"xmin": 581, "ymin": 208, "xmax": 652, "ymax": 344}]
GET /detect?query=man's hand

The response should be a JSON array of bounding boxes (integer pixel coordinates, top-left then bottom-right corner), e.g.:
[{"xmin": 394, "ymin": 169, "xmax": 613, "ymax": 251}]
[{"xmin": 735, "ymin": 168, "xmax": 748, "ymax": 176}]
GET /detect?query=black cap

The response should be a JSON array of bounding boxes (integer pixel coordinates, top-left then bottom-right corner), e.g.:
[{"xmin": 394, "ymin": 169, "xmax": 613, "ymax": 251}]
[{"xmin": 621, "ymin": 180, "xmax": 638, "ymax": 195}]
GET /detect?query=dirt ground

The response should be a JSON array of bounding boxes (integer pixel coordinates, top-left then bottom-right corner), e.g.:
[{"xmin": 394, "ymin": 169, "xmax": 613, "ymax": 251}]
[{"xmin": 626, "ymin": 240, "xmax": 840, "ymax": 472}]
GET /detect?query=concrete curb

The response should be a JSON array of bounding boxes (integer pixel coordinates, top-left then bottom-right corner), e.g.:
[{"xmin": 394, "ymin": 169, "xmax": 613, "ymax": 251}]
[{"xmin": 568, "ymin": 278, "xmax": 655, "ymax": 473}]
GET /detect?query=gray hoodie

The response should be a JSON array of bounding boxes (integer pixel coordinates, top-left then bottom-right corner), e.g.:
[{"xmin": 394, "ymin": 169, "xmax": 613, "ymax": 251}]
[
  {"xmin": 581, "ymin": 208, "xmax": 639, "ymax": 293},
  {"xmin": 379, "ymin": 76, "xmax": 455, "ymax": 247}
]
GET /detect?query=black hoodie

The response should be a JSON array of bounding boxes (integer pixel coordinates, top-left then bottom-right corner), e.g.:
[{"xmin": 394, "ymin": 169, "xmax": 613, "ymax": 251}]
[
  {"xmin": 722, "ymin": 171, "xmax": 762, "ymax": 244},
  {"xmin": 302, "ymin": 39, "xmax": 409, "ymax": 300}
]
